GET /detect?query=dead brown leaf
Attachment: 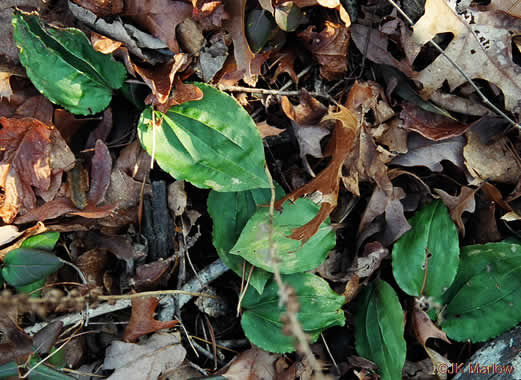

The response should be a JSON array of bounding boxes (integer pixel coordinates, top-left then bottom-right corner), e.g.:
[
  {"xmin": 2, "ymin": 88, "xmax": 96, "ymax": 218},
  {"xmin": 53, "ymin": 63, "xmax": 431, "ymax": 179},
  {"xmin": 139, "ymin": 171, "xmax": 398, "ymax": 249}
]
[
  {"xmin": 123, "ymin": 297, "xmax": 179, "ymax": 343},
  {"xmin": 0, "ymin": 310, "xmax": 33, "ymax": 365},
  {"xmin": 401, "ymin": 103, "xmax": 470, "ymax": 141},
  {"xmin": 0, "ymin": 117, "xmax": 74, "ymax": 223},
  {"xmin": 0, "ymin": 72, "xmax": 13, "ymax": 100},
  {"xmin": 281, "ymin": 90, "xmax": 327, "ymax": 125},
  {"xmin": 90, "ymin": 31, "xmax": 122, "ymax": 54},
  {"xmin": 412, "ymin": 302, "xmax": 450, "ymax": 347},
  {"xmin": 293, "ymin": 122, "xmax": 330, "ymax": 159},
  {"xmin": 71, "ymin": 0, "xmax": 124, "ymax": 17},
  {"xmin": 298, "ymin": 21, "xmax": 349, "ymax": 81},
  {"xmin": 256, "ymin": 120, "xmax": 285, "ymax": 138},
  {"xmin": 406, "ymin": 0, "xmax": 521, "ymax": 112},
  {"xmin": 270, "ymin": 51, "xmax": 299, "ymax": 85},
  {"xmin": 434, "ymin": 187, "xmax": 477, "ymax": 236},
  {"xmin": 293, "ymin": 0, "xmax": 350, "ymax": 26},
  {"xmin": 223, "ymin": 347, "xmax": 279, "ymax": 380},
  {"xmin": 76, "ymin": 248, "xmax": 110, "ymax": 289}
]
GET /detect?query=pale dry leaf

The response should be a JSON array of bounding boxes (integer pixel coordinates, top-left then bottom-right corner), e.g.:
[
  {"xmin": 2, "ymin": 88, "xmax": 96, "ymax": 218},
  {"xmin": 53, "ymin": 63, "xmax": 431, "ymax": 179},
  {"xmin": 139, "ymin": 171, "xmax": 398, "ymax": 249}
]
[
  {"xmin": 407, "ymin": 0, "xmax": 521, "ymax": 112},
  {"xmin": 412, "ymin": 303, "xmax": 450, "ymax": 347},
  {"xmin": 0, "ymin": 225, "xmax": 21, "ymax": 246},
  {"xmin": 484, "ymin": 0, "xmax": 521, "ymax": 18},
  {"xmin": 168, "ymin": 180, "xmax": 187, "ymax": 217},
  {"xmin": 424, "ymin": 347, "xmax": 451, "ymax": 380},
  {"xmin": 256, "ymin": 120, "xmax": 285, "ymax": 138},
  {"xmin": 463, "ymin": 129, "xmax": 521, "ymax": 184},
  {"xmin": 391, "ymin": 133, "xmax": 466, "ymax": 172},
  {"xmin": 0, "ymin": 72, "xmax": 13, "ymax": 100},
  {"xmin": 91, "ymin": 31, "xmax": 122, "ymax": 54},
  {"xmin": 223, "ymin": 347, "xmax": 279, "ymax": 380},
  {"xmin": 434, "ymin": 187, "xmax": 476, "ymax": 236},
  {"xmin": 292, "ymin": 121, "xmax": 330, "ymax": 158},
  {"xmin": 355, "ymin": 242, "xmax": 389, "ymax": 278},
  {"xmin": 104, "ymin": 333, "xmax": 186, "ymax": 380}
]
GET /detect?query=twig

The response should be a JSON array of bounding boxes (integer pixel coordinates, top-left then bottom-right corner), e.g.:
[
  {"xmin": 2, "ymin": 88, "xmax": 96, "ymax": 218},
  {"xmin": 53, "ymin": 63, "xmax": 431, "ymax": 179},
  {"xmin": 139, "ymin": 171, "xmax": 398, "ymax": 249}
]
[
  {"xmin": 217, "ymin": 84, "xmax": 335, "ymax": 103},
  {"xmin": 385, "ymin": 0, "xmax": 521, "ymax": 131},
  {"xmin": 264, "ymin": 166, "xmax": 326, "ymax": 379}
]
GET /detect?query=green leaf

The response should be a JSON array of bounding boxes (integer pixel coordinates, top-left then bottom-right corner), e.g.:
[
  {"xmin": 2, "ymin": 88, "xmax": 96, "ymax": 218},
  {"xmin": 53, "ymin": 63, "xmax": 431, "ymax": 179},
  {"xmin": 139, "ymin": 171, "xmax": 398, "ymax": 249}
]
[
  {"xmin": 12, "ymin": 11, "xmax": 126, "ymax": 115},
  {"xmin": 241, "ymin": 273, "xmax": 345, "ymax": 353},
  {"xmin": 392, "ymin": 200, "xmax": 459, "ymax": 297},
  {"xmin": 16, "ymin": 278, "xmax": 46, "ymax": 298},
  {"xmin": 354, "ymin": 279, "xmax": 406, "ymax": 380},
  {"xmin": 22, "ymin": 232, "xmax": 60, "ymax": 251},
  {"xmin": 231, "ymin": 198, "xmax": 336, "ymax": 274},
  {"xmin": 440, "ymin": 242, "xmax": 521, "ymax": 342},
  {"xmin": 0, "ymin": 361, "xmax": 19, "ymax": 378},
  {"xmin": 246, "ymin": 9, "xmax": 277, "ymax": 53},
  {"xmin": 274, "ymin": 2, "xmax": 307, "ymax": 32},
  {"xmin": 27, "ymin": 363, "xmax": 74, "ymax": 380},
  {"xmin": 138, "ymin": 83, "xmax": 270, "ymax": 192},
  {"xmin": 208, "ymin": 186, "xmax": 284, "ymax": 294},
  {"xmin": 2, "ymin": 249, "xmax": 63, "ymax": 287}
]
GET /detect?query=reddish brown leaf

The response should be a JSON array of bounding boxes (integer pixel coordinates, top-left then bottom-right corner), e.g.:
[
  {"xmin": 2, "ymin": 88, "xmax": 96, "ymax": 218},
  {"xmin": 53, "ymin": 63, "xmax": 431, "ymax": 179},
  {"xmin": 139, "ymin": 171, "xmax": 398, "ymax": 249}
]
[
  {"xmin": 123, "ymin": 297, "xmax": 178, "ymax": 343},
  {"xmin": 126, "ymin": 0, "xmax": 193, "ymax": 54},
  {"xmin": 71, "ymin": 0, "xmax": 124, "ymax": 17},
  {"xmin": 401, "ymin": 104, "xmax": 470, "ymax": 141},
  {"xmin": 86, "ymin": 108, "xmax": 113, "ymax": 149},
  {"xmin": 76, "ymin": 249, "xmax": 109, "ymax": 289},
  {"xmin": 88, "ymin": 140, "xmax": 112, "ymax": 205},
  {"xmin": 134, "ymin": 259, "xmax": 171, "ymax": 291},
  {"xmin": 53, "ymin": 108, "xmax": 91, "ymax": 144},
  {"xmin": 223, "ymin": 0, "xmax": 260, "ymax": 86},
  {"xmin": 298, "ymin": 21, "xmax": 349, "ymax": 81},
  {"xmin": 412, "ymin": 302, "xmax": 450, "ymax": 347},
  {"xmin": 281, "ymin": 90, "xmax": 327, "ymax": 125},
  {"xmin": 90, "ymin": 32, "xmax": 122, "ymax": 54},
  {"xmin": 434, "ymin": 187, "xmax": 476, "ymax": 236},
  {"xmin": 14, "ymin": 197, "xmax": 77, "ymax": 224},
  {"xmin": 256, "ymin": 120, "xmax": 285, "ymax": 139},
  {"xmin": 270, "ymin": 51, "xmax": 298, "ymax": 85},
  {"xmin": 0, "ymin": 117, "xmax": 73, "ymax": 223},
  {"xmin": 192, "ymin": 0, "xmax": 229, "ymax": 31},
  {"xmin": 157, "ymin": 77, "xmax": 204, "ymax": 113},
  {"xmin": 15, "ymin": 95, "xmax": 53, "ymax": 125},
  {"xmin": 275, "ymin": 105, "xmax": 357, "ymax": 242}
]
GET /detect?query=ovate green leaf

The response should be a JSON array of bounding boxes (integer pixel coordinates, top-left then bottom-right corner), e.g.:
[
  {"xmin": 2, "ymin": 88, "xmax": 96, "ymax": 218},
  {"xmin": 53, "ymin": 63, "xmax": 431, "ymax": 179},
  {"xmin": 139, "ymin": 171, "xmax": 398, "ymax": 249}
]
[
  {"xmin": 2, "ymin": 248, "xmax": 63, "ymax": 287},
  {"xmin": 392, "ymin": 200, "xmax": 459, "ymax": 297},
  {"xmin": 241, "ymin": 273, "xmax": 345, "ymax": 353},
  {"xmin": 441, "ymin": 242, "xmax": 521, "ymax": 342},
  {"xmin": 22, "ymin": 232, "xmax": 60, "ymax": 251},
  {"xmin": 231, "ymin": 198, "xmax": 336, "ymax": 274},
  {"xmin": 138, "ymin": 83, "xmax": 270, "ymax": 192},
  {"xmin": 208, "ymin": 186, "xmax": 284, "ymax": 294},
  {"xmin": 12, "ymin": 12, "xmax": 126, "ymax": 115},
  {"xmin": 355, "ymin": 279, "xmax": 406, "ymax": 380}
]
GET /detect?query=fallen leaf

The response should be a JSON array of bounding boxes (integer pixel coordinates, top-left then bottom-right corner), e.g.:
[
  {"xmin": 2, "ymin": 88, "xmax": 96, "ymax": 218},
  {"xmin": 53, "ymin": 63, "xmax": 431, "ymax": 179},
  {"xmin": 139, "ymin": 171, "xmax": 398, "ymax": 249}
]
[
  {"xmin": 484, "ymin": 0, "xmax": 521, "ymax": 18},
  {"xmin": 0, "ymin": 226, "xmax": 22, "ymax": 247},
  {"xmin": 157, "ymin": 77, "xmax": 204, "ymax": 112},
  {"xmin": 400, "ymin": 103, "xmax": 471, "ymax": 141},
  {"xmin": 134, "ymin": 259, "xmax": 171, "ymax": 291},
  {"xmin": 0, "ymin": 310, "xmax": 33, "ymax": 365},
  {"xmin": 0, "ymin": 117, "xmax": 74, "ymax": 223},
  {"xmin": 355, "ymin": 241, "xmax": 389, "ymax": 278},
  {"xmin": 412, "ymin": 302, "xmax": 450, "ymax": 347},
  {"xmin": 293, "ymin": 0, "xmax": 350, "ymax": 26},
  {"xmin": 85, "ymin": 232, "xmax": 145, "ymax": 270},
  {"xmin": 281, "ymin": 90, "xmax": 327, "ymax": 125},
  {"xmin": 345, "ymin": 81, "xmax": 395, "ymax": 125},
  {"xmin": 0, "ymin": 72, "xmax": 13, "ymax": 100},
  {"xmin": 270, "ymin": 51, "xmax": 298, "ymax": 84},
  {"xmin": 406, "ymin": 0, "xmax": 521, "ymax": 112},
  {"xmin": 88, "ymin": 140, "xmax": 112, "ymax": 205},
  {"xmin": 275, "ymin": 105, "xmax": 357, "ymax": 242},
  {"xmin": 123, "ymin": 297, "xmax": 179, "ymax": 342},
  {"xmin": 104, "ymin": 333, "xmax": 186, "ymax": 380},
  {"xmin": 391, "ymin": 133, "xmax": 466, "ymax": 172},
  {"xmin": 223, "ymin": 347, "xmax": 279, "ymax": 380},
  {"xmin": 168, "ymin": 180, "xmax": 187, "ymax": 217},
  {"xmin": 434, "ymin": 187, "xmax": 477, "ymax": 236},
  {"xmin": 464, "ymin": 129, "xmax": 521, "ymax": 184},
  {"xmin": 192, "ymin": 0, "xmax": 229, "ymax": 31},
  {"xmin": 90, "ymin": 31, "xmax": 122, "ymax": 54},
  {"xmin": 223, "ymin": 0, "xmax": 261, "ymax": 85},
  {"xmin": 292, "ymin": 121, "xmax": 330, "ymax": 159},
  {"xmin": 298, "ymin": 21, "xmax": 350, "ymax": 80},
  {"xmin": 76, "ymin": 248, "xmax": 110, "ymax": 289},
  {"xmin": 256, "ymin": 120, "xmax": 285, "ymax": 138},
  {"xmin": 177, "ymin": 18, "xmax": 205, "ymax": 54},
  {"xmin": 194, "ymin": 31, "xmax": 229, "ymax": 82},
  {"xmin": 71, "ymin": 0, "xmax": 124, "ymax": 17}
]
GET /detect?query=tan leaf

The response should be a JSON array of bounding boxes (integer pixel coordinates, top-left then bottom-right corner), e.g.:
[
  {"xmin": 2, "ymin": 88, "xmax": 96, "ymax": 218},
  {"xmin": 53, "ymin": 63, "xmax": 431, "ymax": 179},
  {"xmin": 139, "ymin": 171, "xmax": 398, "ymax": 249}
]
[
  {"xmin": 256, "ymin": 121, "xmax": 285, "ymax": 138},
  {"xmin": 407, "ymin": 0, "xmax": 521, "ymax": 112},
  {"xmin": 412, "ymin": 302, "xmax": 450, "ymax": 347},
  {"xmin": 293, "ymin": 121, "xmax": 330, "ymax": 158},
  {"xmin": 0, "ymin": 72, "xmax": 13, "ymax": 101},
  {"xmin": 281, "ymin": 90, "xmax": 327, "ymax": 125},
  {"xmin": 71, "ymin": 0, "xmax": 124, "ymax": 17},
  {"xmin": 298, "ymin": 21, "xmax": 349, "ymax": 81},
  {"xmin": 90, "ymin": 32, "xmax": 122, "ymax": 54},
  {"xmin": 434, "ymin": 187, "xmax": 477, "ymax": 236},
  {"xmin": 223, "ymin": 347, "xmax": 279, "ymax": 380},
  {"xmin": 123, "ymin": 297, "xmax": 179, "ymax": 343}
]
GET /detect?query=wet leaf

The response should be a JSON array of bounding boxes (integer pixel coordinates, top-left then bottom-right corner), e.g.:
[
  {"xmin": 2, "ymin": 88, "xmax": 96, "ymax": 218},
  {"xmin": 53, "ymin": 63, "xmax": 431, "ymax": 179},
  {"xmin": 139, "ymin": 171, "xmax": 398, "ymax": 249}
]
[
  {"xmin": 12, "ymin": 11, "xmax": 126, "ymax": 115},
  {"xmin": 241, "ymin": 273, "xmax": 346, "ymax": 353},
  {"xmin": 123, "ymin": 297, "xmax": 179, "ymax": 343},
  {"xmin": 392, "ymin": 201, "xmax": 459, "ymax": 297},
  {"xmin": 138, "ymin": 83, "xmax": 270, "ymax": 191},
  {"xmin": 354, "ymin": 279, "xmax": 406, "ymax": 380}
]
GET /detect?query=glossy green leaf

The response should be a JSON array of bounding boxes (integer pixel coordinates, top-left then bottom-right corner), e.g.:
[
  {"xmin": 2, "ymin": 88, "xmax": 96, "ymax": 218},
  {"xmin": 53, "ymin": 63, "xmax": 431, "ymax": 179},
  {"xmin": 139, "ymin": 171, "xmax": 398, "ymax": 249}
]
[
  {"xmin": 231, "ymin": 198, "xmax": 336, "ymax": 274},
  {"xmin": 2, "ymin": 249, "xmax": 63, "ymax": 287},
  {"xmin": 138, "ymin": 83, "xmax": 270, "ymax": 192},
  {"xmin": 355, "ymin": 279, "xmax": 406, "ymax": 380},
  {"xmin": 246, "ymin": 9, "xmax": 277, "ymax": 53},
  {"xmin": 241, "ymin": 273, "xmax": 345, "ymax": 353},
  {"xmin": 208, "ymin": 186, "xmax": 284, "ymax": 294},
  {"xmin": 440, "ymin": 242, "xmax": 521, "ymax": 342},
  {"xmin": 12, "ymin": 11, "xmax": 126, "ymax": 115},
  {"xmin": 392, "ymin": 200, "xmax": 459, "ymax": 297},
  {"xmin": 22, "ymin": 232, "xmax": 60, "ymax": 251}
]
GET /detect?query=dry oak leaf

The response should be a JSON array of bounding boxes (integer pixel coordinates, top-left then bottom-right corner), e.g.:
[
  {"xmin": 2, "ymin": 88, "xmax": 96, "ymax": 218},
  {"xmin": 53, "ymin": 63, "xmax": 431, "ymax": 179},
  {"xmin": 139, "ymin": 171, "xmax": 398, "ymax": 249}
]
[
  {"xmin": 281, "ymin": 90, "xmax": 327, "ymax": 125},
  {"xmin": 275, "ymin": 105, "xmax": 358, "ymax": 243},
  {"xmin": 407, "ymin": 0, "xmax": 521, "ymax": 113},
  {"xmin": 222, "ymin": 347, "xmax": 279, "ymax": 380},
  {"xmin": 434, "ymin": 186, "xmax": 477, "ymax": 236},
  {"xmin": 123, "ymin": 297, "xmax": 179, "ymax": 343},
  {"xmin": 270, "ymin": 50, "xmax": 299, "ymax": 85},
  {"xmin": 0, "ymin": 117, "xmax": 74, "ymax": 224},
  {"xmin": 298, "ymin": 21, "xmax": 350, "ymax": 81},
  {"xmin": 256, "ymin": 120, "xmax": 285, "ymax": 138}
]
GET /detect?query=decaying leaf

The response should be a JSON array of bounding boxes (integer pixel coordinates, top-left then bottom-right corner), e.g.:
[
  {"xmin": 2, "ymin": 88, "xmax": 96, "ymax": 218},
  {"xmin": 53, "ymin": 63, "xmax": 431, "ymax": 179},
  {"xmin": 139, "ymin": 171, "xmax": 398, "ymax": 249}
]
[
  {"xmin": 392, "ymin": 133, "xmax": 466, "ymax": 172},
  {"xmin": 354, "ymin": 241, "xmax": 389, "ymax": 278},
  {"xmin": 270, "ymin": 51, "xmax": 298, "ymax": 84},
  {"xmin": 292, "ymin": 121, "xmax": 330, "ymax": 159},
  {"xmin": 281, "ymin": 90, "xmax": 327, "ymax": 125},
  {"xmin": 400, "ymin": 104, "xmax": 470, "ymax": 141},
  {"xmin": 123, "ymin": 297, "xmax": 179, "ymax": 343},
  {"xmin": 0, "ymin": 72, "xmax": 13, "ymax": 100},
  {"xmin": 407, "ymin": 0, "xmax": 521, "ymax": 113},
  {"xmin": 412, "ymin": 302, "xmax": 450, "ymax": 347},
  {"xmin": 0, "ymin": 310, "xmax": 33, "ymax": 365},
  {"xmin": 298, "ymin": 21, "xmax": 349, "ymax": 81},
  {"xmin": 0, "ymin": 117, "xmax": 74, "ymax": 223},
  {"xmin": 104, "ymin": 333, "xmax": 186, "ymax": 380},
  {"xmin": 256, "ymin": 120, "xmax": 285, "ymax": 138},
  {"xmin": 275, "ymin": 105, "xmax": 357, "ymax": 242},
  {"xmin": 168, "ymin": 180, "xmax": 187, "ymax": 217},
  {"xmin": 222, "ymin": 347, "xmax": 279, "ymax": 380},
  {"xmin": 434, "ymin": 187, "xmax": 477, "ymax": 236}
]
